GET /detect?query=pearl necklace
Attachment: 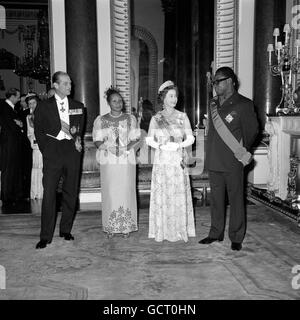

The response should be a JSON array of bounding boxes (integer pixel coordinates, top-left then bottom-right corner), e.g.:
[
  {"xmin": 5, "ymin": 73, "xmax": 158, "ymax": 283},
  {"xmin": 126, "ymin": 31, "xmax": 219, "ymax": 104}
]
[{"xmin": 110, "ymin": 112, "xmax": 123, "ymax": 118}]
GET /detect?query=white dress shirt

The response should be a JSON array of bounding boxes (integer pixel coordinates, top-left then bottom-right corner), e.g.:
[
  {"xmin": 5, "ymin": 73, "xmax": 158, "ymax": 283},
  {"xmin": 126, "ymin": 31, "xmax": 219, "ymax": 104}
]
[{"xmin": 5, "ymin": 99, "xmax": 15, "ymax": 110}]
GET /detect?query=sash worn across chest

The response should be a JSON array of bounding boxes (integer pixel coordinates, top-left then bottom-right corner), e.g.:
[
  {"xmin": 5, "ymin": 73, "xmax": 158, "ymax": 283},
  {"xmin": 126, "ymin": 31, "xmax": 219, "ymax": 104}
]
[
  {"xmin": 154, "ymin": 113, "xmax": 176, "ymax": 141},
  {"xmin": 210, "ymin": 99, "xmax": 252, "ymax": 166}
]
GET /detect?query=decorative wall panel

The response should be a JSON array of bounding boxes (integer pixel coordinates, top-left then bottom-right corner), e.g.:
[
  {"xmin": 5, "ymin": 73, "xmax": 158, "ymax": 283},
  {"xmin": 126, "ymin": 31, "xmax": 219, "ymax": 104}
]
[
  {"xmin": 111, "ymin": 0, "xmax": 131, "ymax": 112},
  {"xmin": 214, "ymin": 0, "xmax": 239, "ymax": 73}
]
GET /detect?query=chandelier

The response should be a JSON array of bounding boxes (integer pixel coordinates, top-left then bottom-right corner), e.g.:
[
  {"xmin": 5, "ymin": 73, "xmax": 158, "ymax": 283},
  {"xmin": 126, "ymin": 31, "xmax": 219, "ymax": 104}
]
[
  {"xmin": 14, "ymin": 11, "xmax": 50, "ymax": 85},
  {"xmin": 267, "ymin": 23, "xmax": 300, "ymax": 115}
]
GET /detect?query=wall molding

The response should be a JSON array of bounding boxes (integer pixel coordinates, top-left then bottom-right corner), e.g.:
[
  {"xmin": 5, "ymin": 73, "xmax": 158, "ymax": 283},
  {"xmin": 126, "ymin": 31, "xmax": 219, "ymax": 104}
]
[
  {"xmin": 214, "ymin": 0, "xmax": 239, "ymax": 73},
  {"xmin": 111, "ymin": 0, "xmax": 131, "ymax": 112},
  {"xmin": 132, "ymin": 25, "xmax": 158, "ymax": 107}
]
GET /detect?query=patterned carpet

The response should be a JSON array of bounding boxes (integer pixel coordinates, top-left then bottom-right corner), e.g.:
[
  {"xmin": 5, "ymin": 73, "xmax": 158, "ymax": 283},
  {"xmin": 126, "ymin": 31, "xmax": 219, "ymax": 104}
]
[{"xmin": 0, "ymin": 202, "xmax": 300, "ymax": 300}]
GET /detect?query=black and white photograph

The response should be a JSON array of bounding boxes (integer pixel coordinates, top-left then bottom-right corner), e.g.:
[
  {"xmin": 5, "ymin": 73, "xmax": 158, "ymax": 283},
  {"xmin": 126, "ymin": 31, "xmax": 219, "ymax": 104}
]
[{"xmin": 0, "ymin": 0, "xmax": 299, "ymax": 316}]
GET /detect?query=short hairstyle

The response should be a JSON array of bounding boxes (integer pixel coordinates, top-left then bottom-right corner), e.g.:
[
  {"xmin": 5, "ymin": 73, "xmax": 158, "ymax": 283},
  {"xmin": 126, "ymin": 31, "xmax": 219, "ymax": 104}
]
[
  {"xmin": 5, "ymin": 88, "xmax": 20, "ymax": 99},
  {"xmin": 52, "ymin": 71, "xmax": 69, "ymax": 84},
  {"xmin": 157, "ymin": 84, "xmax": 178, "ymax": 106},
  {"xmin": 215, "ymin": 66, "xmax": 239, "ymax": 90},
  {"xmin": 25, "ymin": 94, "xmax": 39, "ymax": 104}
]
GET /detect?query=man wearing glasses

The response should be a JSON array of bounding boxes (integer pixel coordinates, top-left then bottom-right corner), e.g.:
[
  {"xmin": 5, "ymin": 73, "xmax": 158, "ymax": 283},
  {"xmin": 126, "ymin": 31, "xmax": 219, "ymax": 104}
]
[{"xmin": 199, "ymin": 67, "xmax": 259, "ymax": 251}]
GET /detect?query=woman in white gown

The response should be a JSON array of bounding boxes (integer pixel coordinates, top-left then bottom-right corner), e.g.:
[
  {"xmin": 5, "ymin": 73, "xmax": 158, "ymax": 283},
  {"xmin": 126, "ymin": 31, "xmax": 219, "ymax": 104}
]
[
  {"xmin": 26, "ymin": 94, "xmax": 43, "ymax": 199},
  {"xmin": 146, "ymin": 81, "xmax": 196, "ymax": 242},
  {"xmin": 92, "ymin": 87, "xmax": 141, "ymax": 238}
]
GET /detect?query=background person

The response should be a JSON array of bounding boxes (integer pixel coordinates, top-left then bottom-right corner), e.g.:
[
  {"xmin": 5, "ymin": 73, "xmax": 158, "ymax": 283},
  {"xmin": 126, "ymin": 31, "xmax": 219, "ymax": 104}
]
[
  {"xmin": 26, "ymin": 93, "xmax": 43, "ymax": 199},
  {"xmin": 16, "ymin": 93, "xmax": 33, "ymax": 202},
  {"xmin": 0, "ymin": 88, "xmax": 24, "ymax": 210}
]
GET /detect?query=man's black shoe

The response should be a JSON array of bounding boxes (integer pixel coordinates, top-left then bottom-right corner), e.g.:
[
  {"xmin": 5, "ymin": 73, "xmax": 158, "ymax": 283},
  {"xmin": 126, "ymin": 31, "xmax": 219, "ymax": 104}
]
[
  {"xmin": 231, "ymin": 242, "xmax": 242, "ymax": 251},
  {"xmin": 198, "ymin": 237, "xmax": 223, "ymax": 244},
  {"xmin": 59, "ymin": 233, "xmax": 74, "ymax": 241},
  {"xmin": 36, "ymin": 239, "xmax": 51, "ymax": 249}
]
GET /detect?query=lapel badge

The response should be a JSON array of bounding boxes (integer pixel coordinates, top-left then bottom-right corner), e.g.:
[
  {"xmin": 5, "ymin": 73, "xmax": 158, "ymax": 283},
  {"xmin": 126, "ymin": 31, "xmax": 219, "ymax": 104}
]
[
  {"xmin": 225, "ymin": 114, "xmax": 234, "ymax": 123},
  {"xmin": 70, "ymin": 126, "xmax": 77, "ymax": 135}
]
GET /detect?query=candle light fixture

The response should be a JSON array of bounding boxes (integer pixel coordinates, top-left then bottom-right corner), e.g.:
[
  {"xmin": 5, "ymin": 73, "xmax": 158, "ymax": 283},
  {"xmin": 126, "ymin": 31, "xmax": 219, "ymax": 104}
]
[{"xmin": 267, "ymin": 24, "xmax": 300, "ymax": 115}]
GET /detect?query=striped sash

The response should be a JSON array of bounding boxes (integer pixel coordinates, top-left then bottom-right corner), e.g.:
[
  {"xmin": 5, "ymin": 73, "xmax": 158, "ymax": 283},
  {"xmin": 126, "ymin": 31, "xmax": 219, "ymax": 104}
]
[
  {"xmin": 210, "ymin": 99, "xmax": 252, "ymax": 166},
  {"xmin": 61, "ymin": 120, "xmax": 72, "ymax": 139}
]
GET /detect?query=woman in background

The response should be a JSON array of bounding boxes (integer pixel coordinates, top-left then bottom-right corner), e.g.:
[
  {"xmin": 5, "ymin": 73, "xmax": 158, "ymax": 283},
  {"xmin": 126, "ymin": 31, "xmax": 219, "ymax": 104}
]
[
  {"xmin": 26, "ymin": 94, "xmax": 43, "ymax": 199},
  {"xmin": 146, "ymin": 80, "xmax": 196, "ymax": 242},
  {"xmin": 92, "ymin": 87, "xmax": 141, "ymax": 238}
]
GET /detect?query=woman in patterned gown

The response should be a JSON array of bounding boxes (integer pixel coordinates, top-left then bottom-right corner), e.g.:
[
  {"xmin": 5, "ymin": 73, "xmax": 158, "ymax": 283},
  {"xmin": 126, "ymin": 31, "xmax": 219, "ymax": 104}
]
[
  {"xmin": 92, "ymin": 87, "xmax": 141, "ymax": 238},
  {"xmin": 26, "ymin": 94, "xmax": 43, "ymax": 199},
  {"xmin": 145, "ymin": 81, "xmax": 196, "ymax": 242}
]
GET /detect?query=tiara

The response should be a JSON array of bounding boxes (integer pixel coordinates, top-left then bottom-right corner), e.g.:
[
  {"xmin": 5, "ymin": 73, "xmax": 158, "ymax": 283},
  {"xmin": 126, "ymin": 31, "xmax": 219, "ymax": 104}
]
[
  {"xmin": 104, "ymin": 85, "xmax": 120, "ymax": 99},
  {"xmin": 158, "ymin": 80, "xmax": 174, "ymax": 93}
]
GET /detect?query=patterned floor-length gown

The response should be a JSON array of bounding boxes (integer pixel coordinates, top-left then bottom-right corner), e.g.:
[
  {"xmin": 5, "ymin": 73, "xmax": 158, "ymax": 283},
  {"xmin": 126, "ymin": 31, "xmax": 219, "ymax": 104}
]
[
  {"xmin": 27, "ymin": 115, "xmax": 43, "ymax": 199},
  {"xmin": 92, "ymin": 113, "xmax": 140, "ymax": 234},
  {"xmin": 147, "ymin": 110, "xmax": 196, "ymax": 242}
]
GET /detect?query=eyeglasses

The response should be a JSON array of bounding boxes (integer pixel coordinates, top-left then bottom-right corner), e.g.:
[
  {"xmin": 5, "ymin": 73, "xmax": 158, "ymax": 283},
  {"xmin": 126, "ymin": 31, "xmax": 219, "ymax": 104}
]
[{"xmin": 212, "ymin": 77, "xmax": 230, "ymax": 86}]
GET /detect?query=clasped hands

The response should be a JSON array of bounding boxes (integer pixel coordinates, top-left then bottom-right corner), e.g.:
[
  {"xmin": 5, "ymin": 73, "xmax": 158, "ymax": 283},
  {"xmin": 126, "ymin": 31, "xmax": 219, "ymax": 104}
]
[
  {"xmin": 99, "ymin": 142, "xmax": 129, "ymax": 157},
  {"xmin": 108, "ymin": 146, "xmax": 130, "ymax": 157},
  {"xmin": 160, "ymin": 142, "xmax": 180, "ymax": 152}
]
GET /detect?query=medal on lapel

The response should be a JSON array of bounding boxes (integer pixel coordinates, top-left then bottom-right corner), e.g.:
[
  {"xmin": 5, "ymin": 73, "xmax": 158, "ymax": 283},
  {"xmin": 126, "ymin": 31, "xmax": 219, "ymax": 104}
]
[
  {"xmin": 70, "ymin": 126, "xmax": 77, "ymax": 135},
  {"xmin": 225, "ymin": 114, "xmax": 234, "ymax": 123}
]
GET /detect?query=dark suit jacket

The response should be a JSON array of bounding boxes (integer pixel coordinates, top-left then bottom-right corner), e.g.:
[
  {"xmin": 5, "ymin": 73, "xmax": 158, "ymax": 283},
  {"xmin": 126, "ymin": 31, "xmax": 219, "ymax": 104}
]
[
  {"xmin": 0, "ymin": 100, "xmax": 24, "ymax": 172},
  {"xmin": 0, "ymin": 100, "xmax": 24, "ymax": 139},
  {"xmin": 206, "ymin": 92, "xmax": 259, "ymax": 172},
  {"xmin": 0, "ymin": 100, "xmax": 23, "ymax": 167},
  {"xmin": 33, "ymin": 96, "xmax": 85, "ymax": 154}
]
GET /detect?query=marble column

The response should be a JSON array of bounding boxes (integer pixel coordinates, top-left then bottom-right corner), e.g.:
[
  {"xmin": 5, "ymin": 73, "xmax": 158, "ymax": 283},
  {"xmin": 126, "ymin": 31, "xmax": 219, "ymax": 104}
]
[
  {"xmin": 253, "ymin": 0, "xmax": 286, "ymax": 130},
  {"xmin": 161, "ymin": 0, "xmax": 176, "ymax": 82},
  {"xmin": 198, "ymin": 0, "xmax": 214, "ymax": 125},
  {"xmin": 65, "ymin": 0, "xmax": 100, "ymax": 191},
  {"xmin": 65, "ymin": 0, "xmax": 99, "ymax": 133},
  {"xmin": 175, "ymin": 0, "xmax": 193, "ymax": 125}
]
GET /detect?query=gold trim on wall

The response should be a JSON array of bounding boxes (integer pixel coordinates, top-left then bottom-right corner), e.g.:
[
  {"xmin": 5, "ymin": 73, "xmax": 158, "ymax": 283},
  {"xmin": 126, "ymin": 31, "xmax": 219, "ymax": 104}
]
[
  {"xmin": 111, "ymin": 0, "xmax": 131, "ymax": 112},
  {"xmin": 214, "ymin": 0, "xmax": 239, "ymax": 73}
]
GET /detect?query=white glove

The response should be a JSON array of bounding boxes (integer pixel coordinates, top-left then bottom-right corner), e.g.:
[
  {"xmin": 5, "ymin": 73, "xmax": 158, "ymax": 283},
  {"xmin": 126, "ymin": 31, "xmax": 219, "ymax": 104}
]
[
  {"xmin": 178, "ymin": 135, "xmax": 195, "ymax": 148},
  {"xmin": 145, "ymin": 136, "xmax": 160, "ymax": 149},
  {"xmin": 160, "ymin": 142, "xmax": 179, "ymax": 151}
]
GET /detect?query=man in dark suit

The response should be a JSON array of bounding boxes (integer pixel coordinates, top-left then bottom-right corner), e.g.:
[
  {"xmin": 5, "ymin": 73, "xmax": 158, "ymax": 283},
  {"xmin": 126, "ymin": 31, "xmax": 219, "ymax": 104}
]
[
  {"xmin": 199, "ymin": 67, "xmax": 259, "ymax": 251},
  {"xmin": 0, "ymin": 88, "xmax": 24, "ymax": 209},
  {"xmin": 34, "ymin": 71, "xmax": 85, "ymax": 249}
]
